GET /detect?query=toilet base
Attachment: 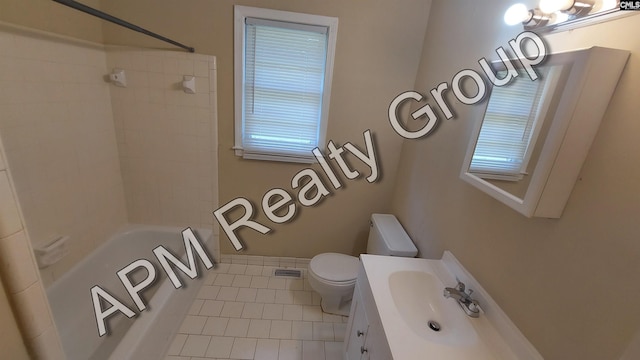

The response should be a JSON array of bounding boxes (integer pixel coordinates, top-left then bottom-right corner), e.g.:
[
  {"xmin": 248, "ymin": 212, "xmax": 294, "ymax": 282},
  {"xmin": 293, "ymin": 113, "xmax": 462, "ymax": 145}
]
[{"xmin": 320, "ymin": 297, "xmax": 352, "ymax": 316}]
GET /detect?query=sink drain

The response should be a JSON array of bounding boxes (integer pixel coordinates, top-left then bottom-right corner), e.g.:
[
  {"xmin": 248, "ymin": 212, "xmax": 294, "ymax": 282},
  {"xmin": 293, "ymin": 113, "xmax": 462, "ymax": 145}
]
[{"xmin": 428, "ymin": 320, "xmax": 441, "ymax": 332}]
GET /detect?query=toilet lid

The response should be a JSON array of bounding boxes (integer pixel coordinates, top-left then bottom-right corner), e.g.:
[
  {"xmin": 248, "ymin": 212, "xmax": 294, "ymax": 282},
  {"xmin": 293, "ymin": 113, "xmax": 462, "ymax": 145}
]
[{"xmin": 310, "ymin": 253, "xmax": 359, "ymax": 282}]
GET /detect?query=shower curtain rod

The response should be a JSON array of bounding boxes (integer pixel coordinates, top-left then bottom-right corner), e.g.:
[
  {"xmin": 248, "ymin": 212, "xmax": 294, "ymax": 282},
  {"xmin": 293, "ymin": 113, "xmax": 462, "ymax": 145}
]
[{"xmin": 52, "ymin": 0, "xmax": 195, "ymax": 53}]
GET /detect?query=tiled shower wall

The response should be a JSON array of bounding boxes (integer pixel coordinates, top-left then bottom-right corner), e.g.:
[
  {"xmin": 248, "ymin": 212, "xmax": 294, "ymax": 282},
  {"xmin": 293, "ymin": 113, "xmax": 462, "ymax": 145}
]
[
  {"xmin": 0, "ymin": 26, "xmax": 128, "ymax": 286},
  {"xmin": 0, "ymin": 113, "xmax": 64, "ymax": 357},
  {"xmin": 0, "ymin": 26, "xmax": 220, "ymax": 285},
  {"xmin": 0, "ymin": 23, "xmax": 219, "ymax": 358},
  {"xmin": 106, "ymin": 47, "xmax": 219, "ymax": 258}
]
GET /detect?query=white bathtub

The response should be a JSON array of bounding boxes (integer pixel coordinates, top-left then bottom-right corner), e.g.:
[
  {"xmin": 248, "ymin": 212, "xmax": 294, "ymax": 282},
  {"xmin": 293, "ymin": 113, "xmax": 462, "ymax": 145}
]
[{"xmin": 46, "ymin": 225, "xmax": 213, "ymax": 360}]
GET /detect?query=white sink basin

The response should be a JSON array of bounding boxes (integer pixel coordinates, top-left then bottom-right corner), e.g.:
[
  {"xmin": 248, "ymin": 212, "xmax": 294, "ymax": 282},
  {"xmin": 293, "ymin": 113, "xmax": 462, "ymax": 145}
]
[
  {"xmin": 388, "ymin": 270, "xmax": 478, "ymax": 346},
  {"xmin": 360, "ymin": 254, "xmax": 541, "ymax": 359}
]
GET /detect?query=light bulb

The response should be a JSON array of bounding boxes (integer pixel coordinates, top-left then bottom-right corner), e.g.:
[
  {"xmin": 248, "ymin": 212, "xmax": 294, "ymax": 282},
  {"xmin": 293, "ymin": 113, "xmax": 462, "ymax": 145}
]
[
  {"xmin": 600, "ymin": 0, "xmax": 617, "ymax": 11},
  {"xmin": 504, "ymin": 3, "xmax": 530, "ymax": 25},
  {"xmin": 539, "ymin": 0, "xmax": 575, "ymax": 13},
  {"xmin": 554, "ymin": 11, "xmax": 570, "ymax": 23}
]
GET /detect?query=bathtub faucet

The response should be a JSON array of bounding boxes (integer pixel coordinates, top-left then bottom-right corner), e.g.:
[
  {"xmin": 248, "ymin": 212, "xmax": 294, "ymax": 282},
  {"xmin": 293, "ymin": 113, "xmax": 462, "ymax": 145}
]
[{"xmin": 443, "ymin": 281, "xmax": 480, "ymax": 318}]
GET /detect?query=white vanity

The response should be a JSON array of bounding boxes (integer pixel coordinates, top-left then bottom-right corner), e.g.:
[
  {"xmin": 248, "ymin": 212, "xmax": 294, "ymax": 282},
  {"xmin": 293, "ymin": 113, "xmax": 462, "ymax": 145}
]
[{"xmin": 343, "ymin": 253, "xmax": 543, "ymax": 359}]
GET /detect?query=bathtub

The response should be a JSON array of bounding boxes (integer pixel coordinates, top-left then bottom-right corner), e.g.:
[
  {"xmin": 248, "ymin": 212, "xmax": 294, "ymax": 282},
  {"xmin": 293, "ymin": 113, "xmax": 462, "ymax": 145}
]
[{"xmin": 46, "ymin": 225, "xmax": 213, "ymax": 360}]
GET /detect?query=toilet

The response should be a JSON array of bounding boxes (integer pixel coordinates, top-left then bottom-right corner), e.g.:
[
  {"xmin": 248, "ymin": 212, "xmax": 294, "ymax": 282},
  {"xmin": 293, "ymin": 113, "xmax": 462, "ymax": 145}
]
[{"xmin": 307, "ymin": 213, "xmax": 418, "ymax": 316}]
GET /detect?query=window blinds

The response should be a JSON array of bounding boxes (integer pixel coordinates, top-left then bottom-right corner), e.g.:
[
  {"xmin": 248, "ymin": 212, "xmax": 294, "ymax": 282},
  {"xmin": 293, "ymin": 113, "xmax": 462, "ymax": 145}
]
[
  {"xmin": 469, "ymin": 69, "xmax": 548, "ymax": 180},
  {"xmin": 243, "ymin": 18, "xmax": 329, "ymax": 160}
]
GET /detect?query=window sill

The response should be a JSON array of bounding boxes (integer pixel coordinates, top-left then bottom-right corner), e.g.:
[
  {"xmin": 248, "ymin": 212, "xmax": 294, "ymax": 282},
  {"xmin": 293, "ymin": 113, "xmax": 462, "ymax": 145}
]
[{"xmin": 233, "ymin": 147, "xmax": 317, "ymax": 164}]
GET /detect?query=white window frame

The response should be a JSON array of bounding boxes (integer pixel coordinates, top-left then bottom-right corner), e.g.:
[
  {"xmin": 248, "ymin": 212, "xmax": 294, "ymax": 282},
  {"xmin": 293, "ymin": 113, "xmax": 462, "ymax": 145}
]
[{"xmin": 233, "ymin": 5, "xmax": 338, "ymax": 163}]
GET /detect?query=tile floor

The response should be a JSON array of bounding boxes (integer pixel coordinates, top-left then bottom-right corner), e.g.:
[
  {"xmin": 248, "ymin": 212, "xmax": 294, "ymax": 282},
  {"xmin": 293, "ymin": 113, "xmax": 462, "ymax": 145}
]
[{"xmin": 165, "ymin": 259, "xmax": 347, "ymax": 360}]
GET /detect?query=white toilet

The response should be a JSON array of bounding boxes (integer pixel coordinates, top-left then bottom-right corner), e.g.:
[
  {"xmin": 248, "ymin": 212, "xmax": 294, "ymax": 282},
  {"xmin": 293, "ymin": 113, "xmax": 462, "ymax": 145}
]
[{"xmin": 307, "ymin": 213, "xmax": 418, "ymax": 316}]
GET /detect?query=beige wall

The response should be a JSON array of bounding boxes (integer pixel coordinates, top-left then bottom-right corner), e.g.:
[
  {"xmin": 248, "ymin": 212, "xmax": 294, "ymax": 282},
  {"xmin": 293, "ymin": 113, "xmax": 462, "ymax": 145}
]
[
  {"xmin": 99, "ymin": 0, "xmax": 432, "ymax": 257},
  {"xmin": 0, "ymin": 0, "xmax": 103, "ymax": 43},
  {"xmin": 391, "ymin": 1, "xmax": 640, "ymax": 359},
  {"xmin": 621, "ymin": 328, "xmax": 640, "ymax": 360}
]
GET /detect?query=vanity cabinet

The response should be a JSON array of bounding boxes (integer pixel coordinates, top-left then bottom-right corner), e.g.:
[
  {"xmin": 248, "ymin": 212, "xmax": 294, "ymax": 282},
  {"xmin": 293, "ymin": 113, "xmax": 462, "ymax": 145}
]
[{"xmin": 344, "ymin": 264, "xmax": 392, "ymax": 360}]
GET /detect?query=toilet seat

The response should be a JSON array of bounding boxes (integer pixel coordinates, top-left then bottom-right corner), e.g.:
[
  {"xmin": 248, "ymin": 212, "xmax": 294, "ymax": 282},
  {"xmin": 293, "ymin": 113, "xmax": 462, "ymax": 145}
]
[{"xmin": 309, "ymin": 253, "xmax": 359, "ymax": 283}]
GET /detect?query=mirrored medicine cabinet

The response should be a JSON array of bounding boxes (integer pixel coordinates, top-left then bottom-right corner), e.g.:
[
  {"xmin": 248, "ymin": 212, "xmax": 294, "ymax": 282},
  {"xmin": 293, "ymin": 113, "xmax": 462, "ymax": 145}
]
[{"xmin": 461, "ymin": 47, "xmax": 629, "ymax": 218}]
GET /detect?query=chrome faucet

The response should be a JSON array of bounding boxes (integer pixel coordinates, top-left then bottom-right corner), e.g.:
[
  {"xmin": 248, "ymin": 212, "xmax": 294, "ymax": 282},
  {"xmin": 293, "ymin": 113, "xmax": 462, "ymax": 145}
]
[{"xmin": 443, "ymin": 281, "xmax": 480, "ymax": 318}]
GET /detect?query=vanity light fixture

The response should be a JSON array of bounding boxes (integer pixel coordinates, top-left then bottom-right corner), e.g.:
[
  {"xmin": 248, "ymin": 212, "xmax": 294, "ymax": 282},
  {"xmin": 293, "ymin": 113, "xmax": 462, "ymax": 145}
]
[{"xmin": 504, "ymin": 0, "xmax": 627, "ymax": 32}]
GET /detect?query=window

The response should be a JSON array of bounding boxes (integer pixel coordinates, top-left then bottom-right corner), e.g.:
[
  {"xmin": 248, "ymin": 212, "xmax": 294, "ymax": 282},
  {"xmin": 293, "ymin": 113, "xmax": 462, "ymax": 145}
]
[
  {"xmin": 469, "ymin": 65, "xmax": 562, "ymax": 181},
  {"xmin": 234, "ymin": 6, "xmax": 338, "ymax": 163}
]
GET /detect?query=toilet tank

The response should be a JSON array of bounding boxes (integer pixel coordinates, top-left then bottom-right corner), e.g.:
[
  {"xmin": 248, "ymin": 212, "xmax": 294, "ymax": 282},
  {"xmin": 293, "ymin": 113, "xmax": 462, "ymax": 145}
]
[{"xmin": 366, "ymin": 214, "xmax": 418, "ymax": 257}]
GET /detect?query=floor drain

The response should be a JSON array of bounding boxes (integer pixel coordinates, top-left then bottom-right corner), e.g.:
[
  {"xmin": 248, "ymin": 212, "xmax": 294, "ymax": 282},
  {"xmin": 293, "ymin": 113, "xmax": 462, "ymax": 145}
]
[{"xmin": 428, "ymin": 320, "xmax": 441, "ymax": 332}]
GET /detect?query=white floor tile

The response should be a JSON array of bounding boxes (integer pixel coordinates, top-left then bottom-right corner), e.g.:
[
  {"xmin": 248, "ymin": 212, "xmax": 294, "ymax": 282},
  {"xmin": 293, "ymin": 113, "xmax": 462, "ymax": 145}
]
[
  {"xmin": 224, "ymin": 318, "xmax": 251, "ymax": 337},
  {"xmin": 312, "ymin": 292, "xmax": 322, "ymax": 306},
  {"xmin": 233, "ymin": 274, "xmax": 253, "ymax": 287},
  {"xmin": 302, "ymin": 340, "xmax": 325, "ymax": 360},
  {"xmin": 255, "ymin": 338, "xmax": 279, "ymax": 360},
  {"xmin": 196, "ymin": 285, "xmax": 220, "ymax": 300},
  {"xmin": 251, "ymin": 276, "xmax": 270, "ymax": 288},
  {"xmin": 278, "ymin": 339, "xmax": 302, "ymax": 360},
  {"xmin": 291, "ymin": 321, "xmax": 313, "ymax": 341},
  {"xmin": 168, "ymin": 256, "xmax": 351, "ymax": 360},
  {"xmin": 293, "ymin": 291, "xmax": 313, "ymax": 305},
  {"xmin": 220, "ymin": 301, "xmax": 245, "ymax": 317},
  {"xmin": 180, "ymin": 335, "xmax": 211, "ymax": 357},
  {"xmin": 279, "ymin": 259, "xmax": 297, "ymax": 268},
  {"xmin": 188, "ymin": 299, "xmax": 204, "ymax": 315},
  {"xmin": 333, "ymin": 323, "xmax": 347, "ymax": 341},
  {"xmin": 262, "ymin": 264, "xmax": 278, "ymax": 276},
  {"xmin": 237, "ymin": 287, "xmax": 258, "ymax": 302},
  {"xmin": 232, "ymin": 256, "xmax": 249, "ymax": 265},
  {"xmin": 256, "ymin": 288, "xmax": 276, "ymax": 303},
  {"xmin": 204, "ymin": 336, "xmax": 234, "ymax": 358},
  {"xmin": 282, "ymin": 304, "xmax": 303, "ymax": 321},
  {"xmin": 228, "ymin": 263, "xmax": 248, "ymax": 274},
  {"xmin": 323, "ymin": 342, "xmax": 342, "ymax": 360},
  {"xmin": 199, "ymin": 299, "xmax": 224, "ymax": 316},
  {"xmin": 242, "ymin": 302, "xmax": 265, "ymax": 319},
  {"xmin": 163, "ymin": 356, "xmax": 189, "ymax": 360},
  {"xmin": 215, "ymin": 263, "xmax": 231, "ymax": 273},
  {"xmin": 275, "ymin": 290, "xmax": 295, "ymax": 304},
  {"xmin": 270, "ymin": 320, "xmax": 292, "ymax": 339},
  {"xmin": 263, "ymin": 303, "xmax": 284, "ymax": 320},
  {"xmin": 245, "ymin": 264, "xmax": 264, "ymax": 275},
  {"xmin": 268, "ymin": 277, "xmax": 287, "ymax": 290},
  {"xmin": 247, "ymin": 256, "xmax": 265, "ymax": 266},
  {"xmin": 312, "ymin": 322, "xmax": 334, "ymax": 341},
  {"xmin": 303, "ymin": 280, "xmax": 314, "ymax": 291},
  {"xmin": 178, "ymin": 315, "xmax": 207, "ymax": 334},
  {"xmin": 214, "ymin": 273, "xmax": 235, "ymax": 286},
  {"xmin": 248, "ymin": 319, "xmax": 272, "ymax": 338},
  {"xmin": 230, "ymin": 337, "xmax": 257, "ymax": 359},
  {"xmin": 286, "ymin": 279, "xmax": 304, "ymax": 291},
  {"xmin": 217, "ymin": 286, "xmax": 239, "ymax": 301},
  {"xmin": 302, "ymin": 306, "xmax": 323, "ymax": 322},
  {"xmin": 201, "ymin": 317, "xmax": 229, "ymax": 336},
  {"xmin": 322, "ymin": 313, "xmax": 343, "ymax": 323},
  {"xmin": 264, "ymin": 258, "xmax": 279, "ymax": 267}
]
